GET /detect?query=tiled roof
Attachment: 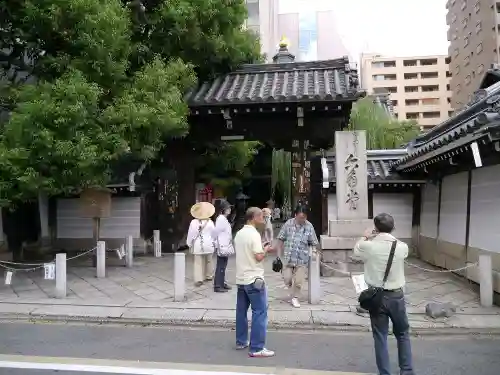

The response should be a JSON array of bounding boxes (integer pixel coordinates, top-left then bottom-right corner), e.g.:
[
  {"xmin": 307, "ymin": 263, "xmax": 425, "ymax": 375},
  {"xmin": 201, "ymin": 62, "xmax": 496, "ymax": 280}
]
[
  {"xmin": 187, "ymin": 57, "xmax": 364, "ymax": 107},
  {"xmin": 326, "ymin": 149, "xmax": 424, "ymax": 183},
  {"xmin": 394, "ymin": 69, "xmax": 500, "ymax": 171}
]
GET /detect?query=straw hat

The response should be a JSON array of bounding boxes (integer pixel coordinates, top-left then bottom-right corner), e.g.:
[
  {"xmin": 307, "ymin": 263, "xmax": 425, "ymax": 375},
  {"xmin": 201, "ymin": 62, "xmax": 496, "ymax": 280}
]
[{"xmin": 190, "ymin": 202, "xmax": 215, "ymax": 220}]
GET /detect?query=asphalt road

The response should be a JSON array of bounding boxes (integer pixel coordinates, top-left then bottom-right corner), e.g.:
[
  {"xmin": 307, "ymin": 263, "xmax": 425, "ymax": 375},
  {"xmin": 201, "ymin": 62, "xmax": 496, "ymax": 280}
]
[{"xmin": 0, "ymin": 322, "xmax": 499, "ymax": 374}]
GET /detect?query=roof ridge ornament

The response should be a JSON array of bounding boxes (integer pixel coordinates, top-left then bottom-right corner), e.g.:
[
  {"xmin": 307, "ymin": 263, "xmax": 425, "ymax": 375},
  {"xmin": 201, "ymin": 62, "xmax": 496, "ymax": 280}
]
[{"xmin": 273, "ymin": 36, "xmax": 295, "ymax": 64}]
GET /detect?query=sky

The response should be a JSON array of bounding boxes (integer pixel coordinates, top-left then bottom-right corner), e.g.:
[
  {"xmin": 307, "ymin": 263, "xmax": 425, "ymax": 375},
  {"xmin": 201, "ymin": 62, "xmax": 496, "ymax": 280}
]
[{"xmin": 278, "ymin": 0, "xmax": 449, "ymax": 60}]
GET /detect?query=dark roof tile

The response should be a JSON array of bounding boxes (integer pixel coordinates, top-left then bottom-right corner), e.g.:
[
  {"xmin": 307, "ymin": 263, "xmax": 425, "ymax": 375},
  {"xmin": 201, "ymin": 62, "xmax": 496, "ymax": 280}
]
[{"xmin": 187, "ymin": 58, "xmax": 364, "ymax": 107}]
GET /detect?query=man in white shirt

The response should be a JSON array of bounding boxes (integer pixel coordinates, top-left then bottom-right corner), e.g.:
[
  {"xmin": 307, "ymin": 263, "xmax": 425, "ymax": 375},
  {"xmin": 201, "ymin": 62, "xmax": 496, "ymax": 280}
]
[
  {"xmin": 234, "ymin": 207, "xmax": 274, "ymax": 358},
  {"xmin": 353, "ymin": 213, "xmax": 415, "ymax": 375}
]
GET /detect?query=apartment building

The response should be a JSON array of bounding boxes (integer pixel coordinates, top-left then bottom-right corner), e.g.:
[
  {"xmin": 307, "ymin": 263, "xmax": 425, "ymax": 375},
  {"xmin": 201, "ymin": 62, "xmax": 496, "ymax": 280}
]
[
  {"xmin": 446, "ymin": 0, "xmax": 499, "ymax": 109},
  {"xmin": 244, "ymin": 0, "xmax": 279, "ymax": 61},
  {"xmin": 360, "ymin": 53, "xmax": 452, "ymax": 129}
]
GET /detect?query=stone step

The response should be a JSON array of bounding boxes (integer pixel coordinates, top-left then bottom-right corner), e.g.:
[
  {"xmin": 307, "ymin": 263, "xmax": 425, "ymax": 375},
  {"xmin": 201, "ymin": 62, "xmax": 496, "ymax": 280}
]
[
  {"xmin": 328, "ymin": 219, "xmax": 372, "ymax": 237},
  {"xmin": 320, "ymin": 235, "xmax": 358, "ymax": 250}
]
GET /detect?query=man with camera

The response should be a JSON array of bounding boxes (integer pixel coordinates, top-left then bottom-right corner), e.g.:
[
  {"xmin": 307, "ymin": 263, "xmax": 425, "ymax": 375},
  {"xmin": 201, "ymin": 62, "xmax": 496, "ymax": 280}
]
[{"xmin": 353, "ymin": 213, "xmax": 415, "ymax": 375}]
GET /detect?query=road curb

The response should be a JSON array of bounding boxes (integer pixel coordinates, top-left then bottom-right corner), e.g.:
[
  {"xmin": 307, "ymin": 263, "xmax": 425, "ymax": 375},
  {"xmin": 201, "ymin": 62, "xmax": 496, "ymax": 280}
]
[{"xmin": 1, "ymin": 312, "xmax": 500, "ymax": 336}]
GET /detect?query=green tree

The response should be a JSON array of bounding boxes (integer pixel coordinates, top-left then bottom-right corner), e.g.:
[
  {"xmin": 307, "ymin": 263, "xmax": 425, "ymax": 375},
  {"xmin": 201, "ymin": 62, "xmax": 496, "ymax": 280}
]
[
  {"xmin": 348, "ymin": 97, "xmax": 420, "ymax": 149},
  {"xmin": 0, "ymin": 0, "xmax": 261, "ymax": 205}
]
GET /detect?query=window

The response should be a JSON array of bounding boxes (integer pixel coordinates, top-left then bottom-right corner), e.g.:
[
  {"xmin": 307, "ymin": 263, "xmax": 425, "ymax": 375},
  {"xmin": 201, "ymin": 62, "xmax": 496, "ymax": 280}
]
[
  {"xmin": 445, "ymin": 56, "xmax": 451, "ymax": 64},
  {"xmin": 464, "ymin": 55, "xmax": 470, "ymax": 66},
  {"xmin": 421, "ymin": 85, "xmax": 439, "ymax": 92},
  {"xmin": 405, "ymin": 86, "xmax": 419, "ymax": 93},
  {"xmin": 421, "ymin": 98, "xmax": 440, "ymax": 105},
  {"xmin": 246, "ymin": 1, "xmax": 259, "ymax": 27},
  {"xmin": 371, "ymin": 62, "xmax": 384, "ymax": 68},
  {"xmin": 403, "ymin": 59, "xmax": 418, "ymax": 67},
  {"xmin": 421, "ymin": 72, "xmax": 439, "ymax": 79},
  {"xmin": 405, "ymin": 99, "xmax": 419, "ymax": 106},
  {"xmin": 406, "ymin": 112, "xmax": 419, "ymax": 120},
  {"xmin": 447, "ymin": 97, "xmax": 451, "ymax": 104},
  {"xmin": 464, "ymin": 36, "xmax": 469, "ymax": 47},
  {"xmin": 404, "ymin": 73, "xmax": 418, "ymax": 79},
  {"xmin": 372, "ymin": 74, "xmax": 396, "ymax": 81},
  {"xmin": 478, "ymin": 64, "xmax": 485, "ymax": 74},
  {"xmin": 446, "ymin": 71, "xmax": 452, "ymax": 77},
  {"xmin": 476, "ymin": 21, "xmax": 482, "ymax": 34},
  {"xmin": 448, "ymin": 111, "xmax": 454, "ymax": 117},
  {"xmin": 392, "ymin": 100, "xmax": 398, "ymax": 106},
  {"xmin": 373, "ymin": 87, "xmax": 397, "ymax": 94},
  {"xmin": 420, "ymin": 58, "xmax": 438, "ymax": 66},
  {"xmin": 477, "ymin": 43, "xmax": 483, "ymax": 54},
  {"xmin": 422, "ymin": 111, "xmax": 441, "ymax": 119},
  {"xmin": 474, "ymin": 1, "xmax": 480, "ymax": 13},
  {"xmin": 383, "ymin": 61, "xmax": 396, "ymax": 68},
  {"xmin": 465, "ymin": 75, "xmax": 471, "ymax": 85},
  {"xmin": 447, "ymin": 84, "xmax": 451, "ymax": 90}
]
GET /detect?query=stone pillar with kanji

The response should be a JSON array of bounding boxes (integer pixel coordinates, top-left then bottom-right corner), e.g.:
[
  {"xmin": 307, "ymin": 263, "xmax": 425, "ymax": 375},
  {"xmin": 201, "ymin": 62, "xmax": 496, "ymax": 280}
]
[{"xmin": 291, "ymin": 139, "xmax": 311, "ymax": 210}]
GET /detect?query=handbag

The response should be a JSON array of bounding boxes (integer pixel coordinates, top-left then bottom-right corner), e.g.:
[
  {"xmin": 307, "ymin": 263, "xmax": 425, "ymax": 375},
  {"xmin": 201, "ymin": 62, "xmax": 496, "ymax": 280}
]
[
  {"xmin": 358, "ymin": 240, "xmax": 397, "ymax": 312},
  {"xmin": 272, "ymin": 257, "xmax": 283, "ymax": 273},
  {"xmin": 216, "ymin": 236, "xmax": 235, "ymax": 257}
]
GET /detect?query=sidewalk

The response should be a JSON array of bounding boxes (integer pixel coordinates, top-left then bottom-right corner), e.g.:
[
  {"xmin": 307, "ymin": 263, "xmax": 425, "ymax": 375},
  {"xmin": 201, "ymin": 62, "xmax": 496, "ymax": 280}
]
[{"xmin": 0, "ymin": 255, "xmax": 499, "ymax": 334}]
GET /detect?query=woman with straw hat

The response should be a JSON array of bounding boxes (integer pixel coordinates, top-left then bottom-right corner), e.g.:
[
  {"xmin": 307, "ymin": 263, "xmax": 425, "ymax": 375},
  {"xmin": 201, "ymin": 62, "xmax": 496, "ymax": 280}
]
[{"xmin": 187, "ymin": 201, "xmax": 216, "ymax": 286}]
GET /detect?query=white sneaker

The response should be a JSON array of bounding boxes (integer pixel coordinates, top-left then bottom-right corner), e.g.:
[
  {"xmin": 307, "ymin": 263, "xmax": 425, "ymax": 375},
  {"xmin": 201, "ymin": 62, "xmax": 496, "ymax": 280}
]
[
  {"xmin": 291, "ymin": 297, "xmax": 300, "ymax": 308},
  {"xmin": 249, "ymin": 348, "xmax": 275, "ymax": 357}
]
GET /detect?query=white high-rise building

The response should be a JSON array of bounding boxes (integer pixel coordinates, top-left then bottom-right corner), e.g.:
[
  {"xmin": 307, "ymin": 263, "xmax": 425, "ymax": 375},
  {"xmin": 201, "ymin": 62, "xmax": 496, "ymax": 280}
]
[{"xmin": 244, "ymin": 0, "xmax": 280, "ymax": 61}]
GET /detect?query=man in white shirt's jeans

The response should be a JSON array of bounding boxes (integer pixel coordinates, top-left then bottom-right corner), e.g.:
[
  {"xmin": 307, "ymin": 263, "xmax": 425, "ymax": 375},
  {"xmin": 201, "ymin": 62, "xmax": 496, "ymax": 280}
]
[{"xmin": 353, "ymin": 213, "xmax": 415, "ymax": 375}]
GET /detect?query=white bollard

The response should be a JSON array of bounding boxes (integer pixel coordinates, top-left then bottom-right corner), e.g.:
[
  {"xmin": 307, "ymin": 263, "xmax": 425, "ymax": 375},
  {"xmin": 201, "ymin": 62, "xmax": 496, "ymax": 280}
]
[
  {"xmin": 174, "ymin": 252, "xmax": 186, "ymax": 302},
  {"xmin": 308, "ymin": 249, "xmax": 321, "ymax": 304},
  {"xmin": 96, "ymin": 241, "xmax": 106, "ymax": 278},
  {"xmin": 153, "ymin": 230, "xmax": 160, "ymax": 255},
  {"xmin": 55, "ymin": 253, "xmax": 67, "ymax": 298},
  {"xmin": 126, "ymin": 235, "xmax": 133, "ymax": 268},
  {"xmin": 479, "ymin": 253, "xmax": 493, "ymax": 307},
  {"xmin": 154, "ymin": 240, "xmax": 162, "ymax": 257}
]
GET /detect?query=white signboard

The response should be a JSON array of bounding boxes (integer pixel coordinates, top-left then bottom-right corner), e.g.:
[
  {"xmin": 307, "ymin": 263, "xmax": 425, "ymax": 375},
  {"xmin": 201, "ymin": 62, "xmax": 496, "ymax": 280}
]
[
  {"xmin": 351, "ymin": 274, "xmax": 368, "ymax": 295},
  {"xmin": 44, "ymin": 263, "xmax": 55, "ymax": 280},
  {"xmin": 5, "ymin": 271, "xmax": 12, "ymax": 285}
]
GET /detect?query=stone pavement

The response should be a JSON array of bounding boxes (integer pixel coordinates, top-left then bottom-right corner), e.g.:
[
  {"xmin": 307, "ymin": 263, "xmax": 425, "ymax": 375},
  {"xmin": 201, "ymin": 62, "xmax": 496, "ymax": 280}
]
[{"xmin": 0, "ymin": 253, "xmax": 500, "ymax": 333}]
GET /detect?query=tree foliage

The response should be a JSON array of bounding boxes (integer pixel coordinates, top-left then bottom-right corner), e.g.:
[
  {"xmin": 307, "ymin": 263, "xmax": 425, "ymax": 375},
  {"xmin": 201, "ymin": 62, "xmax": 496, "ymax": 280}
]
[
  {"xmin": 0, "ymin": 0, "xmax": 261, "ymax": 205},
  {"xmin": 348, "ymin": 97, "xmax": 420, "ymax": 149}
]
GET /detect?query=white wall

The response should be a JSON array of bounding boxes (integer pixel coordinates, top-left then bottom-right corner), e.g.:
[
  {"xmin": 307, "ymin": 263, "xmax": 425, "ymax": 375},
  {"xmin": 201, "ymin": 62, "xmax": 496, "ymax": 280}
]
[
  {"xmin": 328, "ymin": 192, "xmax": 413, "ymax": 238},
  {"xmin": 373, "ymin": 193, "xmax": 413, "ymax": 239},
  {"xmin": 420, "ymin": 183, "xmax": 439, "ymax": 239},
  {"xmin": 438, "ymin": 172, "xmax": 468, "ymax": 245},
  {"xmin": 57, "ymin": 197, "xmax": 141, "ymax": 239},
  {"xmin": 328, "ymin": 193, "xmax": 338, "ymax": 221},
  {"xmin": 469, "ymin": 165, "xmax": 500, "ymax": 253}
]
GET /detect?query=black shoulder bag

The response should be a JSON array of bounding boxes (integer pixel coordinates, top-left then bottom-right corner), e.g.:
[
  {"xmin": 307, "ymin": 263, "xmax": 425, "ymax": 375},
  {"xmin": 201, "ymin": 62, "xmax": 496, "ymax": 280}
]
[{"xmin": 358, "ymin": 240, "xmax": 397, "ymax": 312}]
